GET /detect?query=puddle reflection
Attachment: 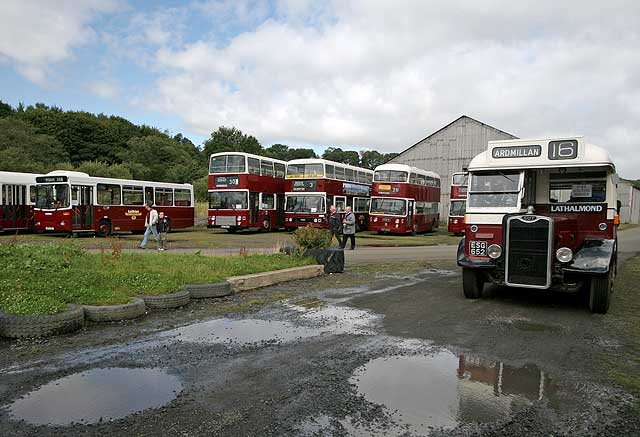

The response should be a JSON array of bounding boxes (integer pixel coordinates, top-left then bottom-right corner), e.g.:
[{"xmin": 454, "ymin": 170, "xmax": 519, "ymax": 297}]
[
  {"xmin": 7, "ymin": 367, "xmax": 182, "ymax": 426},
  {"xmin": 351, "ymin": 351, "xmax": 561, "ymax": 434}
]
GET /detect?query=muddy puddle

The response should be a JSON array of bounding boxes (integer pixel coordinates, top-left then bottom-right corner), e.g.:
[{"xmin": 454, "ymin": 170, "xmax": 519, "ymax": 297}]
[
  {"xmin": 6, "ymin": 367, "xmax": 182, "ymax": 426},
  {"xmin": 287, "ymin": 300, "xmax": 380, "ymax": 335},
  {"xmin": 349, "ymin": 351, "xmax": 564, "ymax": 434},
  {"xmin": 163, "ymin": 318, "xmax": 317, "ymax": 345}
]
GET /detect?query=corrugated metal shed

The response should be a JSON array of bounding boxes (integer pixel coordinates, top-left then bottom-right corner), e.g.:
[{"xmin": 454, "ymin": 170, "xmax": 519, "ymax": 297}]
[
  {"xmin": 617, "ymin": 180, "xmax": 640, "ymax": 224},
  {"xmin": 389, "ymin": 115, "xmax": 518, "ymax": 218}
]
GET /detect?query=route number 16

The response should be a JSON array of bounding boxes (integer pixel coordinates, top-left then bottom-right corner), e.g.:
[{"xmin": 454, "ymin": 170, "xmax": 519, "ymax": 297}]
[{"xmin": 548, "ymin": 140, "xmax": 578, "ymax": 160}]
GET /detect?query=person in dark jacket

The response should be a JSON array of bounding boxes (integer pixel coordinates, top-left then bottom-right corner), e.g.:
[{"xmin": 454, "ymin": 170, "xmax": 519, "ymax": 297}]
[
  {"xmin": 327, "ymin": 205, "xmax": 342, "ymax": 246},
  {"xmin": 340, "ymin": 206, "xmax": 356, "ymax": 250},
  {"xmin": 157, "ymin": 211, "xmax": 170, "ymax": 251}
]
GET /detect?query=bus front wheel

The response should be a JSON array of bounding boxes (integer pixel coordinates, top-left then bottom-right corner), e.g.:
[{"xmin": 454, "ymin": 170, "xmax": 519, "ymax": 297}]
[
  {"xmin": 96, "ymin": 219, "xmax": 112, "ymax": 237},
  {"xmin": 462, "ymin": 268, "xmax": 484, "ymax": 299},
  {"xmin": 588, "ymin": 263, "xmax": 614, "ymax": 314}
]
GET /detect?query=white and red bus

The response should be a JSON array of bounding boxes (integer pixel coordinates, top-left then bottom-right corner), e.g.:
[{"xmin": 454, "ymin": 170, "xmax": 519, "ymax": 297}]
[
  {"xmin": 448, "ymin": 171, "xmax": 468, "ymax": 235},
  {"xmin": 33, "ymin": 171, "xmax": 194, "ymax": 236},
  {"xmin": 284, "ymin": 159, "xmax": 373, "ymax": 230},
  {"xmin": 368, "ymin": 164, "xmax": 441, "ymax": 234},
  {"xmin": 208, "ymin": 152, "xmax": 286, "ymax": 232},
  {"xmin": 0, "ymin": 171, "xmax": 40, "ymax": 233},
  {"xmin": 458, "ymin": 137, "xmax": 619, "ymax": 314}
]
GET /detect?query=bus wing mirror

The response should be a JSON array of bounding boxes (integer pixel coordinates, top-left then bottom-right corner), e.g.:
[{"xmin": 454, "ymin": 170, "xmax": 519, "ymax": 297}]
[{"xmin": 617, "ymin": 200, "xmax": 622, "ymax": 214}]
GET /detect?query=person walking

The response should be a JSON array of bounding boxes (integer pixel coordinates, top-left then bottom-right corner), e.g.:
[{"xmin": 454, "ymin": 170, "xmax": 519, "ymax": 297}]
[
  {"xmin": 340, "ymin": 206, "xmax": 356, "ymax": 250},
  {"xmin": 327, "ymin": 205, "xmax": 342, "ymax": 246},
  {"xmin": 157, "ymin": 211, "xmax": 170, "ymax": 251},
  {"xmin": 139, "ymin": 202, "xmax": 160, "ymax": 250}
]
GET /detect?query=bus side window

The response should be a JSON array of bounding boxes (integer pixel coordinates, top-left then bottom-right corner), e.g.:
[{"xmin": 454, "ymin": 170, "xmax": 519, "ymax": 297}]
[
  {"xmin": 155, "ymin": 188, "xmax": 173, "ymax": 206},
  {"xmin": 274, "ymin": 163, "xmax": 285, "ymax": 178},
  {"xmin": 97, "ymin": 183, "xmax": 121, "ymax": 205},
  {"xmin": 326, "ymin": 165, "xmax": 335, "ymax": 179},
  {"xmin": 248, "ymin": 158, "xmax": 260, "ymax": 175},
  {"xmin": 145, "ymin": 187, "xmax": 154, "ymax": 205},
  {"xmin": 335, "ymin": 166, "xmax": 345, "ymax": 180},
  {"xmin": 29, "ymin": 185, "xmax": 36, "ymax": 204},
  {"xmin": 175, "ymin": 189, "xmax": 191, "ymax": 206}
]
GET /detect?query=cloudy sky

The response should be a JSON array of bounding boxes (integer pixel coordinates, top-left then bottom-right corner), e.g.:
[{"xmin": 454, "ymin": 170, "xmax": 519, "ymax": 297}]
[{"xmin": 1, "ymin": 0, "xmax": 639, "ymax": 178}]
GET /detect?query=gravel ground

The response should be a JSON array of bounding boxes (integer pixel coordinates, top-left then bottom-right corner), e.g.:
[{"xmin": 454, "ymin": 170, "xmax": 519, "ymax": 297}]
[{"xmin": 0, "ymin": 258, "xmax": 638, "ymax": 436}]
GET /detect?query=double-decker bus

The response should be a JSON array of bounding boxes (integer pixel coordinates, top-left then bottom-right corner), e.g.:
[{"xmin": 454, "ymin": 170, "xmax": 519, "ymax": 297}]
[
  {"xmin": 208, "ymin": 152, "xmax": 286, "ymax": 232},
  {"xmin": 0, "ymin": 171, "xmax": 40, "ymax": 232},
  {"xmin": 368, "ymin": 164, "xmax": 441, "ymax": 234},
  {"xmin": 284, "ymin": 159, "xmax": 373, "ymax": 230},
  {"xmin": 33, "ymin": 171, "xmax": 194, "ymax": 236},
  {"xmin": 448, "ymin": 171, "xmax": 468, "ymax": 235},
  {"xmin": 458, "ymin": 137, "xmax": 619, "ymax": 313}
]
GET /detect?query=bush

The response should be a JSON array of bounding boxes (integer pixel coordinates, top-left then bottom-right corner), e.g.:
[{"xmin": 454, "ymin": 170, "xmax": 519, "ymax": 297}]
[{"xmin": 292, "ymin": 226, "xmax": 329, "ymax": 251}]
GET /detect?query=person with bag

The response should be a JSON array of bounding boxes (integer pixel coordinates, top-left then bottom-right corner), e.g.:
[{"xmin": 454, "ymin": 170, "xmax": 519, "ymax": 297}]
[
  {"xmin": 327, "ymin": 205, "xmax": 342, "ymax": 246},
  {"xmin": 340, "ymin": 206, "xmax": 356, "ymax": 250},
  {"xmin": 139, "ymin": 202, "xmax": 160, "ymax": 250}
]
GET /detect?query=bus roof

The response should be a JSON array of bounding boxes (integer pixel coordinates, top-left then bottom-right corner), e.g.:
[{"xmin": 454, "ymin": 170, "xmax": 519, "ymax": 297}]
[
  {"xmin": 287, "ymin": 158, "xmax": 374, "ymax": 175},
  {"xmin": 469, "ymin": 136, "xmax": 615, "ymax": 172},
  {"xmin": 43, "ymin": 171, "xmax": 193, "ymax": 189},
  {"xmin": 373, "ymin": 163, "xmax": 440, "ymax": 180},
  {"xmin": 209, "ymin": 151, "xmax": 287, "ymax": 165},
  {"xmin": 0, "ymin": 171, "xmax": 42, "ymax": 184}
]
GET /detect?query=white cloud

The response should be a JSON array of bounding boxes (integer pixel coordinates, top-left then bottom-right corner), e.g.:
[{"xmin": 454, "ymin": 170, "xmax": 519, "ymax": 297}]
[
  {"xmin": 0, "ymin": 0, "xmax": 121, "ymax": 86},
  {"xmin": 144, "ymin": 0, "xmax": 640, "ymax": 177},
  {"xmin": 85, "ymin": 80, "xmax": 120, "ymax": 99}
]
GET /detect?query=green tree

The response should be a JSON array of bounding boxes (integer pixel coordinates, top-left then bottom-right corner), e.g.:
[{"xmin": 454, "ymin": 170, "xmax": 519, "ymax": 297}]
[
  {"xmin": 76, "ymin": 161, "xmax": 133, "ymax": 179},
  {"xmin": 192, "ymin": 175, "xmax": 209, "ymax": 202},
  {"xmin": 0, "ymin": 118, "xmax": 68, "ymax": 172},
  {"xmin": 203, "ymin": 127, "xmax": 262, "ymax": 158},
  {"xmin": 121, "ymin": 135, "xmax": 198, "ymax": 183},
  {"xmin": 0, "ymin": 100, "xmax": 14, "ymax": 118},
  {"xmin": 322, "ymin": 147, "xmax": 360, "ymax": 166}
]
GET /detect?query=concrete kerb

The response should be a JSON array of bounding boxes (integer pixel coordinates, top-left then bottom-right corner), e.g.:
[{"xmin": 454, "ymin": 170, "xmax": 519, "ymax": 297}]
[{"xmin": 226, "ymin": 265, "xmax": 325, "ymax": 292}]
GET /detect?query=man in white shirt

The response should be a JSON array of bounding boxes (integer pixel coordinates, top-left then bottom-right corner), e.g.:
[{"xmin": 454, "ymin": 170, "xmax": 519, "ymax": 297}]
[{"xmin": 139, "ymin": 202, "xmax": 161, "ymax": 250}]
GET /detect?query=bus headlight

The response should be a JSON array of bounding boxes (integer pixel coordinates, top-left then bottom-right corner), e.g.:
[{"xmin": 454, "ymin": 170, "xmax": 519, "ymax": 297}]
[
  {"xmin": 487, "ymin": 244, "xmax": 502, "ymax": 259},
  {"xmin": 556, "ymin": 247, "xmax": 573, "ymax": 263},
  {"xmin": 453, "ymin": 219, "xmax": 458, "ymax": 224},
  {"xmin": 598, "ymin": 222, "xmax": 607, "ymax": 231},
  {"xmin": 395, "ymin": 219, "xmax": 400, "ymax": 223}
]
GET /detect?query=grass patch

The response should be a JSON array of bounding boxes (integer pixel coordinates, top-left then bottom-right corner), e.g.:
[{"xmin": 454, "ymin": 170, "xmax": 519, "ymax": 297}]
[
  {"xmin": 604, "ymin": 256, "xmax": 640, "ymax": 394},
  {"xmin": 0, "ymin": 243, "xmax": 311, "ymax": 316}
]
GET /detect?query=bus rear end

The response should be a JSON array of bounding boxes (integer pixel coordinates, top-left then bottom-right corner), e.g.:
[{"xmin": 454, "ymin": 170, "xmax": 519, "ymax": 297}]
[{"xmin": 448, "ymin": 172, "xmax": 468, "ymax": 235}]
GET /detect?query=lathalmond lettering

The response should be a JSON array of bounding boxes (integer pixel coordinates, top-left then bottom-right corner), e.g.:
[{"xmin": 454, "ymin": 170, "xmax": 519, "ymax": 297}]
[{"xmin": 550, "ymin": 204, "xmax": 603, "ymax": 213}]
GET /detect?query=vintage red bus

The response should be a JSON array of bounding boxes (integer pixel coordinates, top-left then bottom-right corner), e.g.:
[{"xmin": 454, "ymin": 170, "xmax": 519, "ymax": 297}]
[
  {"xmin": 448, "ymin": 171, "xmax": 468, "ymax": 235},
  {"xmin": 0, "ymin": 171, "xmax": 40, "ymax": 233},
  {"xmin": 284, "ymin": 159, "xmax": 373, "ymax": 230},
  {"xmin": 33, "ymin": 171, "xmax": 194, "ymax": 236},
  {"xmin": 368, "ymin": 164, "xmax": 441, "ymax": 234},
  {"xmin": 457, "ymin": 137, "xmax": 619, "ymax": 313},
  {"xmin": 207, "ymin": 152, "xmax": 286, "ymax": 232}
]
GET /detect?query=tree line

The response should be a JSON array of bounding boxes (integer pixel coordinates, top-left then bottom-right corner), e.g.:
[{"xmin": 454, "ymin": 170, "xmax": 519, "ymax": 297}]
[{"xmin": 0, "ymin": 101, "xmax": 398, "ymax": 201}]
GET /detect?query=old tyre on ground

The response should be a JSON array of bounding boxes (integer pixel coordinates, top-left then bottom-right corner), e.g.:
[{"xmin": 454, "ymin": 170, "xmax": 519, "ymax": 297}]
[
  {"xmin": 0, "ymin": 305, "xmax": 84, "ymax": 339},
  {"xmin": 185, "ymin": 282, "xmax": 232, "ymax": 299},
  {"xmin": 588, "ymin": 263, "xmax": 614, "ymax": 314},
  {"xmin": 140, "ymin": 290, "xmax": 191, "ymax": 309},
  {"xmin": 82, "ymin": 298, "xmax": 146, "ymax": 322},
  {"xmin": 462, "ymin": 268, "xmax": 484, "ymax": 299},
  {"xmin": 96, "ymin": 219, "xmax": 112, "ymax": 237}
]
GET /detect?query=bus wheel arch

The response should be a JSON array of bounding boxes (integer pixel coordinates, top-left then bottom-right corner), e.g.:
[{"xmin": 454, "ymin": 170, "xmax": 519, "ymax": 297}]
[{"xmin": 96, "ymin": 218, "xmax": 112, "ymax": 237}]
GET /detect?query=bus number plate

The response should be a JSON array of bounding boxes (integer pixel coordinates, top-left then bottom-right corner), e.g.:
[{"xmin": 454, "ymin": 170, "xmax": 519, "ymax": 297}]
[
  {"xmin": 469, "ymin": 240, "xmax": 487, "ymax": 256},
  {"xmin": 45, "ymin": 227, "xmax": 54, "ymax": 231}
]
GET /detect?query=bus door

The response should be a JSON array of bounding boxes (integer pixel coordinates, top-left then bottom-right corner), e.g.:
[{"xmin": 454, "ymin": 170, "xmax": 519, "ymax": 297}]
[
  {"xmin": 71, "ymin": 185, "xmax": 94, "ymax": 230},
  {"xmin": 276, "ymin": 194, "xmax": 285, "ymax": 226},
  {"xmin": 407, "ymin": 200, "xmax": 414, "ymax": 228},
  {"xmin": 1, "ymin": 184, "xmax": 27, "ymax": 229},
  {"xmin": 249, "ymin": 192, "xmax": 259, "ymax": 225}
]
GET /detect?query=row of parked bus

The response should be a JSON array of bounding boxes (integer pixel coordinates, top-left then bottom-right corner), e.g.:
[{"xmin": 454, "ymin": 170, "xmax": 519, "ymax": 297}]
[
  {"xmin": 0, "ymin": 171, "xmax": 195, "ymax": 236},
  {"xmin": 207, "ymin": 153, "xmax": 443, "ymax": 234},
  {"xmin": 1, "ymin": 153, "xmax": 458, "ymax": 236}
]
